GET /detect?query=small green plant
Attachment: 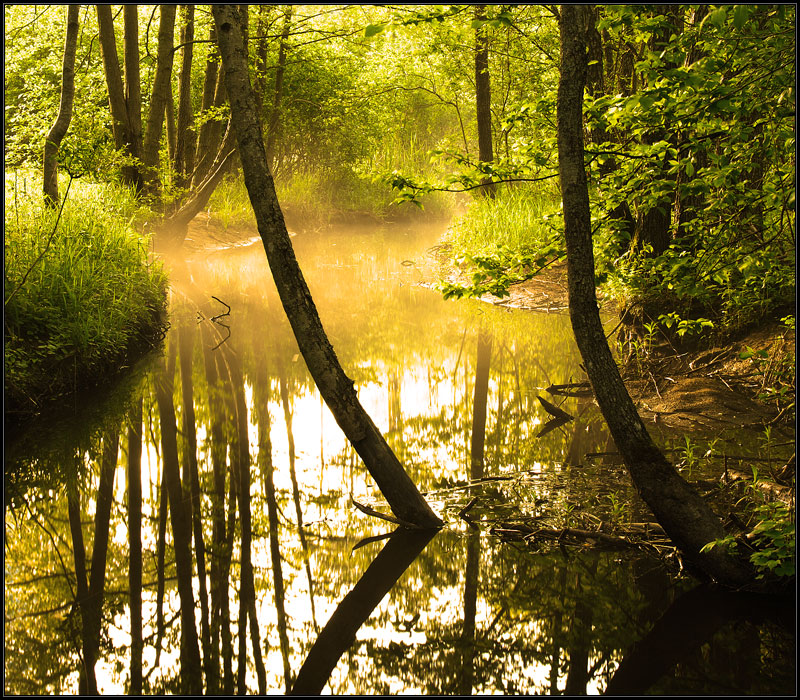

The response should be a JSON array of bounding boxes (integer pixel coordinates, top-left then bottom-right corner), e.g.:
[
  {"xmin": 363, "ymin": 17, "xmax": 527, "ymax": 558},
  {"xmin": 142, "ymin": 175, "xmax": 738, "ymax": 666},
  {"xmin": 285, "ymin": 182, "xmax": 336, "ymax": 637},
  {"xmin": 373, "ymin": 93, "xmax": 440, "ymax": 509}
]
[
  {"xmin": 747, "ymin": 501, "xmax": 795, "ymax": 578},
  {"xmin": 603, "ymin": 492, "xmax": 629, "ymax": 524},
  {"xmin": 678, "ymin": 436, "xmax": 700, "ymax": 480},
  {"xmin": 704, "ymin": 467, "xmax": 795, "ymax": 580}
]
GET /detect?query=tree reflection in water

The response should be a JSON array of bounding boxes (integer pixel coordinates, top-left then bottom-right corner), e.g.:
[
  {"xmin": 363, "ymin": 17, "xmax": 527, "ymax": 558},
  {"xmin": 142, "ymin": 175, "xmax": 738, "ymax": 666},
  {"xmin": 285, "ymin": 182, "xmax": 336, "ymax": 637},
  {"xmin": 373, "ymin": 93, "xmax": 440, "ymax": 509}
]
[{"xmin": 4, "ymin": 224, "xmax": 794, "ymax": 695}]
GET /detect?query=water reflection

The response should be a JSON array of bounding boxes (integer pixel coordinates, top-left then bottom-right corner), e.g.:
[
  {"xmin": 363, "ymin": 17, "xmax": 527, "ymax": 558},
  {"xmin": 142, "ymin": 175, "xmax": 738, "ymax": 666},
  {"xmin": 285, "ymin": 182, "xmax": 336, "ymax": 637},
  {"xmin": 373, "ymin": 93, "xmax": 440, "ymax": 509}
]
[{"xmin": 4, "ymin": 222, "xmax": 794, "ymax": 694}]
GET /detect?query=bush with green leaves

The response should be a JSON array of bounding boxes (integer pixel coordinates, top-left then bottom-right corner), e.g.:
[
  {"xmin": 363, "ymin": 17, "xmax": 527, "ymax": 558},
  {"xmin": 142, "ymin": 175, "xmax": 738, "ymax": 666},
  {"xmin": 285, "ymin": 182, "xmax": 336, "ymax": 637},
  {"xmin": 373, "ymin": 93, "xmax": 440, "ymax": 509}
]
[
  {"xmin": 588, "ymin": 5, "xmax": 795, "ymax": 340},
  {"xmin": 4, "ymin": 171, "xmax": 168, "ymax": 415}
]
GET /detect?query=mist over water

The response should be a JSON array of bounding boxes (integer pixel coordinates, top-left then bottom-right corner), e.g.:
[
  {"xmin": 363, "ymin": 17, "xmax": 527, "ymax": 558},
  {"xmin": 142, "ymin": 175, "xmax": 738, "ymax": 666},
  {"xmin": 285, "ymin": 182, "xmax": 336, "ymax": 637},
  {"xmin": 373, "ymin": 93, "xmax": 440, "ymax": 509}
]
[{"xmin": 4, "ymin": 221, "xmax": 794, "ymax": 695}]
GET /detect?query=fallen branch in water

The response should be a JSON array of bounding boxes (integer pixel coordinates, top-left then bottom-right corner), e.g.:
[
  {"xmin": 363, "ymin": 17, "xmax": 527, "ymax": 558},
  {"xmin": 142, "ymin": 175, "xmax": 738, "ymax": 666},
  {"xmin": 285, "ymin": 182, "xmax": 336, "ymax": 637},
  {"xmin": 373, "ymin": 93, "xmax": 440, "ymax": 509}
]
[
  {"xmin": 351, "ymin": 498, "xmax": 421, "ymax": 530},
  {"xmin": 538, "ymin": 396, "xmax": 574, "ymax": 421}
]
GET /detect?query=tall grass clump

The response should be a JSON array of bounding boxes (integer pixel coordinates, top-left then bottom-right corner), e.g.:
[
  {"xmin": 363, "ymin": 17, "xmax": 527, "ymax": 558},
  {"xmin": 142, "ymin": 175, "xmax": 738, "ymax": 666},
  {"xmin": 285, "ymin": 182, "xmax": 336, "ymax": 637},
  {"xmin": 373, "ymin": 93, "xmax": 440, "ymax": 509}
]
[
  {"xmin": 449, "ymin": 185, "xmax": 561, "ymax": 256},
  {"xmin": 440, "ymin": 185, "xmax": 564, "ymax": 299},
  {"xmin": 4, "ymin": 171, "xmax": 168, "ymax": 417}
]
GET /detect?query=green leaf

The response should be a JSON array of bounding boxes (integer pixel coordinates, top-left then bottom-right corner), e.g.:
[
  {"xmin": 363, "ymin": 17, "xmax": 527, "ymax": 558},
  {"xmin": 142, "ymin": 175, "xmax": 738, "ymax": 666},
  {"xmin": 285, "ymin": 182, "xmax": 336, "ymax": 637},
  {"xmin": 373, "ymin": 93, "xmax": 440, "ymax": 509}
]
[
  {"xmin": 363, "ymin": 23, "xmax": 384, "ymax": 38},
  {"xmin": 733, "ymin": 5, "xmax": 750, "ymax": 30}
]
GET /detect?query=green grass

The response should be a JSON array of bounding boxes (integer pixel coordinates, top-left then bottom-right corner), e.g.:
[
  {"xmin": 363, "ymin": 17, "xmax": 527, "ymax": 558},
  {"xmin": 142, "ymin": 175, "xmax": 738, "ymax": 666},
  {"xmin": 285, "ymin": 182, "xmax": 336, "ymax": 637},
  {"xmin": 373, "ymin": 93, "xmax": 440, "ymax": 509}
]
[
  {"xmin": 4, "ymin": 171, "xmax": 168, "ymax": 416},
  {"xmin": 447, "ymin": 185, "xmax": 562, "ymax": 258}
]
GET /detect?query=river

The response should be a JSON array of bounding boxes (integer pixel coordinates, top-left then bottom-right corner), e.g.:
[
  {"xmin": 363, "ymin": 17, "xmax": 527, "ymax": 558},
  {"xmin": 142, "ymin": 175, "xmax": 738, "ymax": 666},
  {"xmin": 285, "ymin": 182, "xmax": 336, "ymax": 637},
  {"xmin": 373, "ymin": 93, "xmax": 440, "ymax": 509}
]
[{"xmin": 4, "ymin": 219, "xmax": 794, "ymax": 694}]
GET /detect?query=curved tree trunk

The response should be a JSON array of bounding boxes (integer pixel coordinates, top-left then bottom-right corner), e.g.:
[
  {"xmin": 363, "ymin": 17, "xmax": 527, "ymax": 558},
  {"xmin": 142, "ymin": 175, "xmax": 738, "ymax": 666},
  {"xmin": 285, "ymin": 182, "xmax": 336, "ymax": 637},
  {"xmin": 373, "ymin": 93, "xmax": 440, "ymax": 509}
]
[
  {"xmin": 212, "ymin": 5, "xmax": 441, "ymax": 529},
  {"xmin": 43, "ymin": 4, "xmax": 80, "ymax": 207},
  {"xmin": 557, "ymin": 4, "xmax": 753, "ymax": 588}
]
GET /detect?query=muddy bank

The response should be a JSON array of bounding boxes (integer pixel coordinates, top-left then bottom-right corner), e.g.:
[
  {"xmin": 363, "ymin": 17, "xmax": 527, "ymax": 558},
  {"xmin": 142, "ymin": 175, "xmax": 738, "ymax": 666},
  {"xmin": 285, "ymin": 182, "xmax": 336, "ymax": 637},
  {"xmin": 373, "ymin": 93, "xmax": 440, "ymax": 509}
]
[{"xmin": 424, "ymin": 245, "xmax": 794, "ymax": 435}]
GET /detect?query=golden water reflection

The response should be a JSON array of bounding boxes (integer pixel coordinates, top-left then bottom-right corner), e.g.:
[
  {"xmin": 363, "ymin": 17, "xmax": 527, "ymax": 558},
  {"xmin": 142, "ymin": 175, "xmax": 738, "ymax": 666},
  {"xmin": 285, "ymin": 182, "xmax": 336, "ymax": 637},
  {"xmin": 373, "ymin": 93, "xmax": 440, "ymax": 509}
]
[{"xmin": 4, "ymin": 222, "xmax": 793, "ymax": 695}]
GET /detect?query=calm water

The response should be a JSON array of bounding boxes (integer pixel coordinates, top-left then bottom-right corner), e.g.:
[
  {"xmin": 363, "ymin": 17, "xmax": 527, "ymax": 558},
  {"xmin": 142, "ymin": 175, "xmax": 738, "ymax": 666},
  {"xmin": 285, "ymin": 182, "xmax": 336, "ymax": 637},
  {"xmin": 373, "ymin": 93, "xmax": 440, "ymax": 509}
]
[{"xmin": 4, "ymin": 221, "xmax": 795, "ymax": 694}]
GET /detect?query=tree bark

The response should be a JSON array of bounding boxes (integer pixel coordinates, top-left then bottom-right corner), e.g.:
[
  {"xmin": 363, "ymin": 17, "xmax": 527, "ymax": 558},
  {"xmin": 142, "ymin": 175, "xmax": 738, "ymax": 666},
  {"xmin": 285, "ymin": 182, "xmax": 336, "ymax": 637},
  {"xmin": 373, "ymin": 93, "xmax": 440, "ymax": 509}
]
[
  {"xmin": 43, "ymin": 4, "xmax": 80, "ymax": 207},
  {"xmin": 142, "ymin": 4, "xmax": 177, "ymax": 191},
  {"xmin": 474, "ymin": 4, "xmax": 495, "ymax": 197},
  {"xmin": 470, "ymin": 330, "xmax": 492, "ymax": 479},
  {"xmin": 212, "ymin": 5, "xmax": 441, "ymax": 529},
  {"xmin": 123, "ymin": 5, "xmax": 144, "ymax": 192},
  {"xmin": 174, "ymin": 4, "xmax": 196, "ymax": 188},
  {"xmin": 96, "ymin": 5, "xmax": 142, "ymax": 190},
  {"xmin": 557, "ymin": 4, "xmax": 753, "ymax": 588},
  {"xmin": 178, "ymin": 324, "xmax": 212, "ymax": 684},
  {"xmin": 265, "ymin": 6, "xmax": 293, "ymax": 171}
]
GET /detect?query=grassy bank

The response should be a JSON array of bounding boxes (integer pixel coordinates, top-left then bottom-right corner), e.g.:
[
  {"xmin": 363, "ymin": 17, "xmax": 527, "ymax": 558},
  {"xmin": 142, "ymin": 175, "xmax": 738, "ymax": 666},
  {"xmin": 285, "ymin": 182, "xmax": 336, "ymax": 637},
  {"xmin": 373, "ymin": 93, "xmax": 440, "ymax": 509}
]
[{"xmin": 4, "ymin": 172, "xmax": 168, "ymax": 420}]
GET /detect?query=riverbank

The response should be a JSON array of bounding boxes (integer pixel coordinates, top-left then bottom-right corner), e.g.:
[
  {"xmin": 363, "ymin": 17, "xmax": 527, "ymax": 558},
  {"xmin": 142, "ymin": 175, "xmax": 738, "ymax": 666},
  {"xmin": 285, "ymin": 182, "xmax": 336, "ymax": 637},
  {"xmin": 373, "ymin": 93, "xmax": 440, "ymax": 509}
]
[
  {"xmin": 425, "ymin": 243, "xmax": 795, "ymax": 437},
  {"xmin": 4, "ymin": 177, "xmax": 170, "ymax": 426}
]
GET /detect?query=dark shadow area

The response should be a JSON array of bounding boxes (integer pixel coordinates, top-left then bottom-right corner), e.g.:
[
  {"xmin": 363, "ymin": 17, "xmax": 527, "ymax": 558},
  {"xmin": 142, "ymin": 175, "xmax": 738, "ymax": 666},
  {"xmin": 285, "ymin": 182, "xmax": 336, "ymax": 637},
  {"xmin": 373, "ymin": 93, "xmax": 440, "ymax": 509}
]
[{"xmin": 605, "ymin": 584, "xmax": 796, "ymax": 695}]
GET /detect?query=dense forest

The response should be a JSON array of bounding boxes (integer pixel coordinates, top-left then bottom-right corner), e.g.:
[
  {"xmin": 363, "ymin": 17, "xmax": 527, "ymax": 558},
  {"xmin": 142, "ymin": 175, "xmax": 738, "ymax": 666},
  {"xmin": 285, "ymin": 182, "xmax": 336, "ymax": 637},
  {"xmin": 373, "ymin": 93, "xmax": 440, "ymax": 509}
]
[{"xmin": 4, "ymin": 4, "xmax": 796, "ymax": 695}]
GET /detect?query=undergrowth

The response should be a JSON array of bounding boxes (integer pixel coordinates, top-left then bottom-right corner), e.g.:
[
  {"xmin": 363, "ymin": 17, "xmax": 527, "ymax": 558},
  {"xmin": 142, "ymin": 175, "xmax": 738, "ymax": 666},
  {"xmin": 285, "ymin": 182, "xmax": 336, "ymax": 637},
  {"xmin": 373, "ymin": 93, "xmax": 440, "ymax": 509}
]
[{"xmin": 4, "ymin": 171, "xmax": 168, "ymax": 416}]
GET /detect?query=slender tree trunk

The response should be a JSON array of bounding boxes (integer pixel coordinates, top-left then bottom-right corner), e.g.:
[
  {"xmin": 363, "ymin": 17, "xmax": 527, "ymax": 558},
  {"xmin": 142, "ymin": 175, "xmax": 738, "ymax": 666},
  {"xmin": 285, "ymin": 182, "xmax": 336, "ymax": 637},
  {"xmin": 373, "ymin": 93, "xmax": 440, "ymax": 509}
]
[
  {"xmin": 123, "ymin": 5, "xmax": 143, "ymax": 192},
  {"xmin": 178, "ymin": 324, "xmax": 212, "ymax": 683},
  {"xmin": 43, "ymin": 5, "xmax": 80, "ymax": 206},
  {"xmin": 557, "ymin": 4, "xmax": 753, "ymax": 588},
  {"xmin": 142, "ymin": 4, "xmax": 177, "ymax": 191},
  {"xmin": 67, "ymin": 477, "xmax": 98, "ymax": 695},
  {"xmin": 265, "ymin": 6, "xmax": 293, "ymax": 171},
  {"xmin": 212, "ymin": 5, "xmax": 441, "ymax": 529},
  {"xmin": 175, "ymin": 4, "xmax": 196, "ymax": 188},
  {"xmin": 474, "ymin": 4, "xmax": 495, "ymax": 197},
  {"xmin": 278, "ymin": 361, "xmax": 319, "ymax": 630},
  {"xmin": 289, "ymin": 529, "xmax": 436, "ymax": 695},
  {"xmin": 459, "ymin": 532, "xmax": 480, "ymax": 696},
  {"xmin": 192, "ymin": 24, "xmax": 224, "ymax": 187},
  {"xmin": 254, "ymin": 377, "xmax": 292, "ymax": 691},
  {"xmin": 127, "ymin": 398, "xmax": 144, "ymax": 696}
]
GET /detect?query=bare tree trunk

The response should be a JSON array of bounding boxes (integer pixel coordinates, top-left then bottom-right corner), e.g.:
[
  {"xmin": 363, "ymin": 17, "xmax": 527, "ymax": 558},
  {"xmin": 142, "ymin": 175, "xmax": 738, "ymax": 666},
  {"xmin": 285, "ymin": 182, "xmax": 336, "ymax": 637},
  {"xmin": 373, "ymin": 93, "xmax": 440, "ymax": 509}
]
[
  {"xmin": 174, "ymin": 4, "xmax": 196, "ymax": 188},
  {"xmin": 290, "ymin": 529, "xmax": 436, "ymax": 695},
  {"xmin": 178, "ymin": 324, "xmax": 212, "ymax": 682},
  {"xmin": 142, "ymin": 4, "xmax": 177, "ymax": 191},
  {"xmin": 154, "ymin": 353, "xmax": 203, "ymax": 694},
  {"xmin": 557, "ymin": 4, "xmax": 753, "ymax": 588},
  {"xmin": 67, "ymin": 477, "xmax": 98, "ymax": 695},
  {"xmin": 123, "ymin": 5, "xmax": 143, "ymax": 191},
  {"xmin": 254, "ymin": 376, "xmax": 292, "ymax": 691},
  {"xmin": 474, "ymin": 4, "xmax": 495, "ymax": 197},
  {"xmin": 265, "ymin": 6, "xmax": 293, "ymax": 170},
  {"xmin": 96, "ymin": 5, "xmax": 142, "ymax": 190},
  {"xmin": 470, "ymin": 330, "xmax": 492, "ymax": 479},
  {"xmin": 212, "ymin": 5, "xmax": 441, "ymax": 529},
  {"xmin": 193, "ymin": 30, "xmax": 228, "ymax": 188},
  {"xmin": 43, "ymin": 5, "xmax": 80, "ymax": 206}
]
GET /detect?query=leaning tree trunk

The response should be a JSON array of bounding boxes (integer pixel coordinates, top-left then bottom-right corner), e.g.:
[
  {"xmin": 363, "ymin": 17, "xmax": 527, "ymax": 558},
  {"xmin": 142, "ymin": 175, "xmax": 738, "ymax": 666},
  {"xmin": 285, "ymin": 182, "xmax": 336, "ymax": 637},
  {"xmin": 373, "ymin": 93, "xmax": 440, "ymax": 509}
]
[
  {"xmin": 557, "ymin": 4, "xmax": 752, "ymax": 588},
  {"xmin": 43, "ymin": 4, "xmax": 80, "ymax": 207},
  {"xmin": 212, "ymin": 5, "xmax": 441, "ymax": 529}
]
